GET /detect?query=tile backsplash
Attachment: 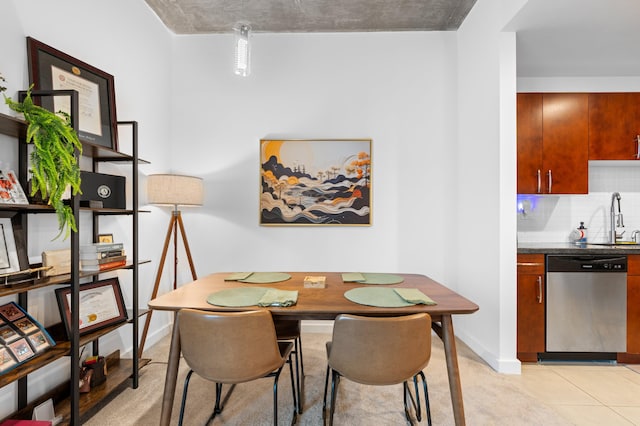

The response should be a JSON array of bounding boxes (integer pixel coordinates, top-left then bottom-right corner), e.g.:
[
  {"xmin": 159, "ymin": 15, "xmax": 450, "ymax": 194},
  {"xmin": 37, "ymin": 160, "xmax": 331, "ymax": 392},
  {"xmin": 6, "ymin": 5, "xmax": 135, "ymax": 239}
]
[{"xmin": 517, "ymin": 163, "xmax": 640, "ymax": 243}]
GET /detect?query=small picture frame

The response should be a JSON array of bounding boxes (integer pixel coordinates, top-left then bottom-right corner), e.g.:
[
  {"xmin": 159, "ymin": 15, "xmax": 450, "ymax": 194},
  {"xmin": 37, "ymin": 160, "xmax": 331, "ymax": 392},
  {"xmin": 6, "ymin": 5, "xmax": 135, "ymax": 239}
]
[
  {"xmin": 0, "ymin": 302, "xmax": 25, "ymax": 322},
  {"xmin": 27, "ymin": 331, "xmax": 51, "ymax": 352},
  {"xmin": 55, "ymin": 278, "xmax": 128, "ymax": 338},
  {"xmin": 0, "ymin": 325, "xmax": 19, "ymax": 344},
  {"xmin": 8, "ymin": 338, "xmax": 35, "ymax": 362},
  {"xmin": 0, "ymin": 346, "xmax": 17, "ymax": 373},
  {"xmin": 13, "ymin": 318, "xmax": 38, "ymax": 335},
  {"xmin": 98, "ymin": 233, "xmax": 114, "ymax": 243}
]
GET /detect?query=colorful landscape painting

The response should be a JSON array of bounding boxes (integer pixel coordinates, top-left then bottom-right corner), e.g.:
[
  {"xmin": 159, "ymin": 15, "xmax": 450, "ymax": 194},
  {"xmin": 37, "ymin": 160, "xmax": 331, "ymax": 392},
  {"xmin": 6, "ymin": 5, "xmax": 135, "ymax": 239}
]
[{"xmin": 260, "ymin": 139, "xmax": 371, "ymax": 225}]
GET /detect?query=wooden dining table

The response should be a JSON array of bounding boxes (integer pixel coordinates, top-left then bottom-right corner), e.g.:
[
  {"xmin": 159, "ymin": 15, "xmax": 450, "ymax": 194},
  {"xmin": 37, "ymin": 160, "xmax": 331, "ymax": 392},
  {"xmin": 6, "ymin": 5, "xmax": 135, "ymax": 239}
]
[{"xmin": 148, "ymin": 272, "xmax": 479, "ymax": 426}]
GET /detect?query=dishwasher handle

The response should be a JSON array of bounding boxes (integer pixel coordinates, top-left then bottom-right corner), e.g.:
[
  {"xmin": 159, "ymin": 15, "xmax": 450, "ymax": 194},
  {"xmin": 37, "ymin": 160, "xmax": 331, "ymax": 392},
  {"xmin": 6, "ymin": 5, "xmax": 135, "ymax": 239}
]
[{"xmin": 537, "ymin": 276, "xmax": 543, "ymax": 304}]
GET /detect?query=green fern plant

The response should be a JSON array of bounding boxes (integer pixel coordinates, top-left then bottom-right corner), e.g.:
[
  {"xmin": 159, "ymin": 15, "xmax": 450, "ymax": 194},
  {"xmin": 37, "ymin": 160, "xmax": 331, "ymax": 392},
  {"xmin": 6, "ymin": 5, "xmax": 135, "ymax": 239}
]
[{"xmin": 2, "ymin": 83, "xmax": 82, "ymax": 240}]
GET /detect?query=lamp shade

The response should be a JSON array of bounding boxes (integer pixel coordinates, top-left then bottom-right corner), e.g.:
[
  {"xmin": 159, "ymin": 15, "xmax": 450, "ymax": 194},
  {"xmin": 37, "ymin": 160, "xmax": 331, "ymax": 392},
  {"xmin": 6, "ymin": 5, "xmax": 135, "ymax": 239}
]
[{"xmin": 147, "ymin": 174, "xmax": 204, "ymax": 207}]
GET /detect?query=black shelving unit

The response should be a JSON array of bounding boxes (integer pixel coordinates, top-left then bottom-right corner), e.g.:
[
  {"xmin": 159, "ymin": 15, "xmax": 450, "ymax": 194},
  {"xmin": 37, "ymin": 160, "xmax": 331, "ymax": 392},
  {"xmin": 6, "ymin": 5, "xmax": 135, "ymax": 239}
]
[{"xmin": 0, "ymin": 92, "xmax": 148, "ymax": 424}]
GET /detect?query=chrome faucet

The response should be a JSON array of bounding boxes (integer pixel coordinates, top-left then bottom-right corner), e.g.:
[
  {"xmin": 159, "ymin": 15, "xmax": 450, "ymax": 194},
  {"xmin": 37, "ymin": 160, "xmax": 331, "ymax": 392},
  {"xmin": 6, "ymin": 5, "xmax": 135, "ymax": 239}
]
[{"xmin": 610, "ymin": 192, "xmax": 624, "ymax": 243}]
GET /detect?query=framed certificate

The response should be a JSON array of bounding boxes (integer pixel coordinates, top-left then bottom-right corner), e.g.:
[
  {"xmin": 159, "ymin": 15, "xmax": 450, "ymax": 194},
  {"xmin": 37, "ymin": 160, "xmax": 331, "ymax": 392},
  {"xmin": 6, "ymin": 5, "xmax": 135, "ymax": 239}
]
[
  {"xmin": 55, "ymin": 278, "xmax": 128, "ymax": 339},
  {"xmin": 27, "ymin": 37, "xmax": 118, "ymax": 151}
]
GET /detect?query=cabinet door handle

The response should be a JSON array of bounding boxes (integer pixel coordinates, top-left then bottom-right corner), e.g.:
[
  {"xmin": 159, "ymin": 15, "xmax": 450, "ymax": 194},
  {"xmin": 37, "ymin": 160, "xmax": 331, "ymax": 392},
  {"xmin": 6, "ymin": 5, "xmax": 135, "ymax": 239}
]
[
  {"xmin": 536, "ymin": 276, "xmax": 543, "ymax": 304},
  {"xmin": 537, "ymin": 169, "xmax": 541, "ymax": 193},
  {"xmin": 636, "ymin": 135, "xmax": 640, "ymax": 159},
  {"xmin": 547, "ymin": 170, "xmax": 552, "ymax": 193}
]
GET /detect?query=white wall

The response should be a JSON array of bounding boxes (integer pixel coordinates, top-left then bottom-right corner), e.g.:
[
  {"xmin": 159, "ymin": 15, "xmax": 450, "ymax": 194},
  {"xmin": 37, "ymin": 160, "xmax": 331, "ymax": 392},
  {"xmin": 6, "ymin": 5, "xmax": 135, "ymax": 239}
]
[
  {"xmin": 0, "ymin": 0, "xmax": 173, "ymax": 417},
  {"xmin": 455, "ymin": 0, "xmax": 520, "ymax": 373},
  {"xmin": 168, "ymin": 31, "xmax": 458, "ymax": 279}
]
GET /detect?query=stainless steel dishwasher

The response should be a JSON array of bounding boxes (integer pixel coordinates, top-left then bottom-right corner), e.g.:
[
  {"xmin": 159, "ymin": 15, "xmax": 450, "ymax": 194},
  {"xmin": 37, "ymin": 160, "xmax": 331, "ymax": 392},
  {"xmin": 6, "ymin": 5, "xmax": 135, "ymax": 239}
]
[{"xmin": 546, "ymin": 255, "xmax": 627, "ymax": 355}]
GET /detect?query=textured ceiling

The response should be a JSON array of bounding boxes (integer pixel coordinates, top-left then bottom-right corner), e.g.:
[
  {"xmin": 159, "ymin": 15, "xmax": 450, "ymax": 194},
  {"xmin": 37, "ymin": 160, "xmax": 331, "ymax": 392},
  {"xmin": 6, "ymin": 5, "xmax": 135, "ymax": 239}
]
[{"xmin": 144, "ymin": 0, "xmax": 478, "ymax": 34}]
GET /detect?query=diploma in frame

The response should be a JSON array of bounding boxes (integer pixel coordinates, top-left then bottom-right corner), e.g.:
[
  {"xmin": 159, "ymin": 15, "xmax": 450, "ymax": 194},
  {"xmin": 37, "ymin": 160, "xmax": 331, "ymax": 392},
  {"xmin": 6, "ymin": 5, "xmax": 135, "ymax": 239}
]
[
  {"xmin": 55, "ymin": 278, "xmax": 128, "ymax": 339},
  {"xmin": 27, "ymin": 37, "xmax": 118, "ymax": 151}
]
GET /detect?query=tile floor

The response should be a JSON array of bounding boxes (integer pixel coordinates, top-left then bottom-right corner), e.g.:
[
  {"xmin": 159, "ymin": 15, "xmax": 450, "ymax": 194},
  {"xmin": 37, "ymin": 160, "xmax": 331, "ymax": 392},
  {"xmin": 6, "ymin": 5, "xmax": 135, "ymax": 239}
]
[{"xmin": 517, "ymin": 362, "xmax": 640, "ymax": 425}]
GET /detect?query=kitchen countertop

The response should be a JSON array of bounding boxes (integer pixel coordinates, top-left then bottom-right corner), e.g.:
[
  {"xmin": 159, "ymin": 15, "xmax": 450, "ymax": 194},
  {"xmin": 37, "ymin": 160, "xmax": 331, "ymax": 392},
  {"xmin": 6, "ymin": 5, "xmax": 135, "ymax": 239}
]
[{"xmin": 518, "ymin": 242, "xmax": 640, "ymax": 255}]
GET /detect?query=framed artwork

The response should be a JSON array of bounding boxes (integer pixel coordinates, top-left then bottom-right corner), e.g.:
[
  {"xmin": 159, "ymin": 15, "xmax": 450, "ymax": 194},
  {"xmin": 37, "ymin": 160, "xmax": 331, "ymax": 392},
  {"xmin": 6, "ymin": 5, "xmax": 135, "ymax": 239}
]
[
  {"xmin": 8, "ymin": 338, "xmax": 34, "ymax": 362},
  {"xmin": 55, "ymin": 278, "xmax": 128, "ymax": 339},
  {"xmin": 27, "ymin": 37, "xmax": 118, "ymax": 151},
  {"xmin": 0, "ymin": 347, "xmax": 17, "ymax": 373},
  {"xmin": 98, "ymin": 233, "xmax": 114, "ymax": 243},
  {"xmin": 0, "ymin": 218, "xmax": 21, "ymax": 274},
  {"xmin": 260, "ymin": 139, "xmax": 372, "ymax": 225}
]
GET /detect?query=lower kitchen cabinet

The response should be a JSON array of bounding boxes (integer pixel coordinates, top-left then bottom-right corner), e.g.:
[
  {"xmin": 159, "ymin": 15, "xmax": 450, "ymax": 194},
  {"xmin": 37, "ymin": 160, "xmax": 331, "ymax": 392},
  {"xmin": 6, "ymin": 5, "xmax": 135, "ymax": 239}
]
[
  {"xmin": 625, "ymin": 255, "xmax": 640, "ymax": 357},
  {"xmin": 517, "ymin": 254, "xmax": 545, "ymax": 362}
]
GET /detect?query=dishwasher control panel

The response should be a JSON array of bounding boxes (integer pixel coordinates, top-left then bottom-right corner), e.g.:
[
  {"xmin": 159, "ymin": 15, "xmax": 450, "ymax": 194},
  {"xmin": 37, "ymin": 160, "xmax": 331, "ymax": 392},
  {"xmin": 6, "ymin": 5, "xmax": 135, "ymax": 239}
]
[{"xmin": 546, "ymin": 255, "xmax": 627, "ymax": 272}]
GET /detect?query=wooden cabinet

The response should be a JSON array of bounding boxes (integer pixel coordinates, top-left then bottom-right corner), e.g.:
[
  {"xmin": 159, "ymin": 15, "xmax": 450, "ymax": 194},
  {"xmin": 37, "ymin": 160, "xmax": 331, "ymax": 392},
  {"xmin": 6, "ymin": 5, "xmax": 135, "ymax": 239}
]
[
  {"xmin": 589, "ymin": 93, "xmax": 640, "ymax": 160},
  {"xmin": 517, "ymin": 254, "xmax": 545, "ymax": 362},
  {"xmin": 0, "ymin": 109, "xmax": 147, "ymax": 424},
  {"xmin": 625, "ymin": 255, "xmax": 640, "ymax": 357},
  {"xmin": 517, "ymin": 93, "xmax": 589, "ymax": 194}
]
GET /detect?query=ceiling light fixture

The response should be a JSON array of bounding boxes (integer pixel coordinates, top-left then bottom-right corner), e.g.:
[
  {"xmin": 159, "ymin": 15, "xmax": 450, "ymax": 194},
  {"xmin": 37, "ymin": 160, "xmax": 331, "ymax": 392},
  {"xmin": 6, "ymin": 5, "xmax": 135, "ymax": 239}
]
[{"xmin": 234, "ymin": 22, "xmax": 251, "ymax": 77}]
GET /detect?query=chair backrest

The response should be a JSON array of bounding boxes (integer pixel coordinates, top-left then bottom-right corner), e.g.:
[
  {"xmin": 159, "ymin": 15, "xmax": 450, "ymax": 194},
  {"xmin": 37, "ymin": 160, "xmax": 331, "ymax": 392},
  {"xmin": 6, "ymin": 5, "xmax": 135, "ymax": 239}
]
[
  {"xmin": 178, "ymin": 309, "xmax": 284, "ymax": 383},
  {"xmin": 328, "ymin": 313, "xmax": 432, "ymax": 386}
]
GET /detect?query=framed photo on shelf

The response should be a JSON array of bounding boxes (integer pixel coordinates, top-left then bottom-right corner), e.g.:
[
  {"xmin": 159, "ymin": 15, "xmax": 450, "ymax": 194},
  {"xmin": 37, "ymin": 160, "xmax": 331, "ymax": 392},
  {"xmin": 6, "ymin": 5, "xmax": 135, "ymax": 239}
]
[
  {"xmin": 8, "ymin": 338, "xmax": 34, "ymax": 362},
  {"xmin": 13, "ymin": 318, "xmax": 38, "ymax": 335},
  {"xmin": 260, "ymin": 139, "xmax": 372, "ymax": 226},
  {"xmin": 98, "ymin": 233, "xmax": 114, "ymax": 243},
  {"xmin": 0, "ymin": 346, "xmax": 17, "ymax": 373},
  {"xmin": 27, "ymin": 37, "xmax": 118, "ymax": 151},
  {"xmin": 0, "ymin": 218, "xmax": 22, "ymax": 275},
  {"xmin": 0, "ymin": 302, "xmax": 25, "ymax": 322},
  {"xmin": 27, "ymin": 331, "xmax": 51, "ymax": 352},
  {"xmin": 55, "ymin": 278, "xmax": 128, "ymax": 339},
  {"xmin": 0, "ymin": 325, "xmax": 19, "ymax": 344}
]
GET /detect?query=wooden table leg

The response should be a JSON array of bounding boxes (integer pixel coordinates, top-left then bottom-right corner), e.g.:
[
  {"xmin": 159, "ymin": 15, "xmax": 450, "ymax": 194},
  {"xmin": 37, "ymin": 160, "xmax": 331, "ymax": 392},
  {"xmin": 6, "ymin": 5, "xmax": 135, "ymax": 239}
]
[
  {"xmin": 441, "ymin": 315, "xmax": 466, "ymax": 426},
  {"xmin": 160, "ymin": 314, "xmax": 181, "ymax": 426}
]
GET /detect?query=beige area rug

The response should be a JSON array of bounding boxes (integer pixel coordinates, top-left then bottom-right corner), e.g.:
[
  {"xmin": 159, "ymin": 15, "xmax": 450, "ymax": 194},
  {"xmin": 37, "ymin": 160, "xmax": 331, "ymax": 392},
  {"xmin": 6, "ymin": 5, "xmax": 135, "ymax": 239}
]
[{"xmin": 86, "ymin": 332, "xmax": 570, "ymax": 426}]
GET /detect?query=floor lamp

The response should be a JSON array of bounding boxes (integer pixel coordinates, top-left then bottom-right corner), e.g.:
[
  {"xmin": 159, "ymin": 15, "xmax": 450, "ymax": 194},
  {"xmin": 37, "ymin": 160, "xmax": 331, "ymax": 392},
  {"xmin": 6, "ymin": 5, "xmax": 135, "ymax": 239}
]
[{"xmin": 139, "ymin": 174, "xmax": 203, "ymax": 358}]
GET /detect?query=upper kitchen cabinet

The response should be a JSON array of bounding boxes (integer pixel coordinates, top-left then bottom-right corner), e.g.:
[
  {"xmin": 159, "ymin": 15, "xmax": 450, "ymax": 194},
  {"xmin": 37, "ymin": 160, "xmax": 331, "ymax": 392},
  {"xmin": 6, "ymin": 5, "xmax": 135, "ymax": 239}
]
[
  {"xmin": 517, "ymin": 93, "xmax": 589, "ymax": 194},
  {"xmin": 589, "ymin": 93, "xmax": 640, "ymax": 160}
]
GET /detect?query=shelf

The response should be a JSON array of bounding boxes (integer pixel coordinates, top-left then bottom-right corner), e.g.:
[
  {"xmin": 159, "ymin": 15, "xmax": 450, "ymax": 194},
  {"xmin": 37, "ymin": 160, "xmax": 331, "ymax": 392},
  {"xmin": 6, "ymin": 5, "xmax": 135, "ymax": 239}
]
[
  {"xmin": 0, "ymin": 203, "xmax": 150, "ymax": 215},
  {"xmin": 5, "ymin": 351, "xmax": 151, "ymax": 423},
  {"xmin": 0, "ymin": 113, "xmax": 27, "ymax": 139},
  {"xmin": 0, "ymin": 260, "xmax": 150, "ymax": 298}
]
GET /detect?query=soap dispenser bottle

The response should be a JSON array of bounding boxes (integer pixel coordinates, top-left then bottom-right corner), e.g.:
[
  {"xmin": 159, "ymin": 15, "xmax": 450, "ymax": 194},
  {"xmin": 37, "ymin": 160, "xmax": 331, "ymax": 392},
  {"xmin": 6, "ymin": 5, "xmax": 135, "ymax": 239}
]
[{"xmin": 577, "ymin": 222, "xmax": 587, "ymax": 244}]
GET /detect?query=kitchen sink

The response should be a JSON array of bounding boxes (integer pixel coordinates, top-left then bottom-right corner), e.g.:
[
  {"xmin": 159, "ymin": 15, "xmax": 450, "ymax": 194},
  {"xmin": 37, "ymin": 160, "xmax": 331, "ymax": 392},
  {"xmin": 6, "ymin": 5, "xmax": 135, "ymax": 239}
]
[{"xmin": 587, "ymin": 242, "xmax": 640, "ymax": 247}]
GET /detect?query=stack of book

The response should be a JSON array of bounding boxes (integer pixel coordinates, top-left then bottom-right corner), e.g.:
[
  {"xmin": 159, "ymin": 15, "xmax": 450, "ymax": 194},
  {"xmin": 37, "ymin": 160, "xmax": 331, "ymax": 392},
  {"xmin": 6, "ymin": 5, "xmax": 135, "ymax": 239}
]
[{"xmin": 80, "ymin": 243, "xmax": 126, "ymax": 272}]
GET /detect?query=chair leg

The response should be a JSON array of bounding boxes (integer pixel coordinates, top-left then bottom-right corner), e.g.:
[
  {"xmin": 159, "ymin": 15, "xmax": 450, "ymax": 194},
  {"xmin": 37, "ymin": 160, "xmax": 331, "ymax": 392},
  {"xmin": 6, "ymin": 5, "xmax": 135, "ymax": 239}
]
[
  {"xmin": 287, "ymin": 353, "xmax": 299, "ymax": 422},
  {"xmin": 178, "ymin": 370, "xmax": 194, "ymax": 426},
  {"xmin": 322, "ymin": 365, "xmax": 330, "ymax": 418},
  {"xmin": 328, "ymin": 370, "xmax": 340, "ymax": 426},
  {"xmin": 271, "ymin": 366, "xmax": 284, "ymax": 426},
  {"xmin": 292, "ymin": 338, "xmax": 303, "ymax": 414},
  {"xmin": 418, "ymin": 371, "xmax": 432, "ymax": 426},
  {"xmin": 214, "ymin": 383, "xmax": 224, "ymax": 413}
]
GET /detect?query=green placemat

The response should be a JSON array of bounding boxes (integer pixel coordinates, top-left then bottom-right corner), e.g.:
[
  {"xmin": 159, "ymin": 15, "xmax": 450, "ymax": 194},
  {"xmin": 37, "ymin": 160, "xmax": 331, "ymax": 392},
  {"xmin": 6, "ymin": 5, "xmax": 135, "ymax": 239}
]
[
  {"xmin": 344, "ymin": 287, "xmax": 414, "ymax": 307},
  {"xmin": 224, "ymin": 272, "xmax": 253, "ymax": 281},
  {"xmin": 207, "ymin": 287, "xmax": 269, "ymax": 307},
  {"xmin": 342, "ymin": 272, "xmax": 404, "ymax": 285},
  {"xmin": 238, "ymin": 272, "xmax": 292, "ymax": 284},
  {"xmin": 394, "ymin": 288, "xmax": 437, "ymax": 305},
  {"xmin": 257, "ymin": 289, "xmax": 298, "ymax": 307}
]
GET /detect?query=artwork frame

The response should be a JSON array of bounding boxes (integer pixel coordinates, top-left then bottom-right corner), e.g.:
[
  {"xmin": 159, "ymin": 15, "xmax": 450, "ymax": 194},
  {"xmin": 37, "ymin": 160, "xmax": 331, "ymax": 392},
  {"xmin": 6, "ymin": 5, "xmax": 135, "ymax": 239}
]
[
  {"xmin": 98, "ymin": 233, "xmax": 114, "ymax": 243},
  {"xmin": 27, "ymin": 37, "xmax": 118, "ymax": 151},
  {"xmin": 55, "ymin": 278, "xmax": 128, "ymax": 339},
  {"xmin": 260, "ymin": 139, "xmax": 372, "ymax": 226},
  {"xmin": 0, "ymin": 218, "xmax": 21, "ymax": 275}
]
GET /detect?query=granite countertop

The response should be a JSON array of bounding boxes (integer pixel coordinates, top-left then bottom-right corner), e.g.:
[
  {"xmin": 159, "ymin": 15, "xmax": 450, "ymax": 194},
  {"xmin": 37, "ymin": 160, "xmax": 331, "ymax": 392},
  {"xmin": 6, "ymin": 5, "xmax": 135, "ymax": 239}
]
[{"xmin": 518, "ymin": 242, "xmax": 640, "ymax": 255}]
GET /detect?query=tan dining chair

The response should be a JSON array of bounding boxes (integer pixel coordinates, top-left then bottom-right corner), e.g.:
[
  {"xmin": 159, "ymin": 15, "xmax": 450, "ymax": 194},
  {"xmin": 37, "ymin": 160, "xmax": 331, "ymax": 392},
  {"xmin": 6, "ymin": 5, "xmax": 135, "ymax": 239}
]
[
  {"xmin": 323, "ymin": 313, "xmax": 432, "ymax": 425},
  {"xmin": 177, "ymin": 309, "xmax": 297, "ymax": 426},
  {"xmin": 274, "ymin": 319, "xmax": 304, "ymax": 413}
]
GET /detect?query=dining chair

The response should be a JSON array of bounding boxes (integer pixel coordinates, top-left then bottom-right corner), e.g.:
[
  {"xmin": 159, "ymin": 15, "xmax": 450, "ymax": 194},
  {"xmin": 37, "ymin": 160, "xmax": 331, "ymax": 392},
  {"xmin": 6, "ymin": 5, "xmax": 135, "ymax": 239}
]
[
  {"xmin": 323, "ymin": 313, "xmax": 432, "ymax": 425},
  {"xmin": 177, "ymin": 309, "xmax": 297, "ymax": 426},
  {"xmin": 274, "ymin": 319, "xmax": 304, "ymax": 413}
]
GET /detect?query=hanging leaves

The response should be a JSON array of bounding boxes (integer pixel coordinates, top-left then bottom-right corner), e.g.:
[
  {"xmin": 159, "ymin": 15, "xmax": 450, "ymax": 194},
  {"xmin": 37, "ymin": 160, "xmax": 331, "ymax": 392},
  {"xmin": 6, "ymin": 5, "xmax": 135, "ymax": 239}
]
[{"xmin": 4, "ymin": 86, "xmax": 82, "ymax": 239}]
